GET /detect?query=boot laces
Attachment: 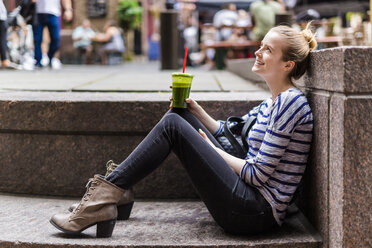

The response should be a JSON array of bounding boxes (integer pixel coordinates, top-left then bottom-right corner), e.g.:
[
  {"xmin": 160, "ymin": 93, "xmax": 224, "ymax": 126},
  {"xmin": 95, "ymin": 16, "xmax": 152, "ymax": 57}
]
[
  {"xmin": 71, "ymin": 178, "xmax": 100, "ymax": 217},
  {"xmin": 105, "ymin": 160, "xmax": 118, "ymax": 177}
]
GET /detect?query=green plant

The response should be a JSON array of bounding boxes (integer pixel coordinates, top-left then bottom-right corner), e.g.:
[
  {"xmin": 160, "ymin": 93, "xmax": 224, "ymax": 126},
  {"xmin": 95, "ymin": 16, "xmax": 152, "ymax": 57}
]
[{"xmin": 117, "ymin": 0, "xmax": 142, "ymax": 31}]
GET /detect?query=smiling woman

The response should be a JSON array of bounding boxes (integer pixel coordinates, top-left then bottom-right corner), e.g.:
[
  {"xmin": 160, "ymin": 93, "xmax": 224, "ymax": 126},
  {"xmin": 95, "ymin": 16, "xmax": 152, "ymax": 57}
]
[
  {"xmin": 50, "ymin": 24, "xmax": 316, "ymax": 238},
  {"xmin": 253, "ymin": 23, "xmax": 317, "ymax": 100}
]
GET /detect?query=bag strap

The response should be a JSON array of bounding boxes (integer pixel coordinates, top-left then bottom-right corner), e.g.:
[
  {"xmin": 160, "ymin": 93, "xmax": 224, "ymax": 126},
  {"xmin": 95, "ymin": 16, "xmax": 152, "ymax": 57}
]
[
  {"xmin": 240, "ymin": 115, "xmax": 257, "ymax": 151},
  {"xmin": 224, "ymin": 116, "xmax": 246, "ymax": 158},
  {"xmin": 241, "ymin": 104, "xmax": 262, "ymax": 150}
]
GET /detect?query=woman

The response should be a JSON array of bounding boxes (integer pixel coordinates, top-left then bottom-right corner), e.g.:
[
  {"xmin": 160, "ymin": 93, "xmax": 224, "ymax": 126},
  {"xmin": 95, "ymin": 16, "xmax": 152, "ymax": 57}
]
[
  {"xmin": 50, "ymin": 23, "xmax": 317, "ymax": 237},
  {"xmin": 92, "ymin": 20, "xmax": 125, "ymax": 65}
]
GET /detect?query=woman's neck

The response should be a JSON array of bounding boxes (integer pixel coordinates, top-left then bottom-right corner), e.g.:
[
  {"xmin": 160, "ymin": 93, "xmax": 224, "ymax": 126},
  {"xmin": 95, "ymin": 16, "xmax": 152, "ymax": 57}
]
[{"xmin": 266, "ymin": 77, "xmax": 295, "ymax": 100}]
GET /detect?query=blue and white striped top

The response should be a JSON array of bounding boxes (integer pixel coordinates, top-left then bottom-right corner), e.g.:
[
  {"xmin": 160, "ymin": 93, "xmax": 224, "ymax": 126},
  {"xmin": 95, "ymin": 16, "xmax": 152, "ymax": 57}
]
[{"xmin": 214, "ymin": 88, "xmax": 313, "ymax": 225}]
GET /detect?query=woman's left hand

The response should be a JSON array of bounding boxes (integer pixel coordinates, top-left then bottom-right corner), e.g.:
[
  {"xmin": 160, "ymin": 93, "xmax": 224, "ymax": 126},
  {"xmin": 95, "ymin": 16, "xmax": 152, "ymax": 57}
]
[{"xmin": 198, "ymin": 129, "xmax": 215, "ymax": 148}]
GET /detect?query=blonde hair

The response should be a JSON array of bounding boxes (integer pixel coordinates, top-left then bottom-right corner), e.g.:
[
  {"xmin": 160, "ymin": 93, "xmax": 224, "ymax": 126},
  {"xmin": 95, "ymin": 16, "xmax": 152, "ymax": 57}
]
[{"xmin": 270, "ymin": 22, "xmax": 317, "ymax": 81}]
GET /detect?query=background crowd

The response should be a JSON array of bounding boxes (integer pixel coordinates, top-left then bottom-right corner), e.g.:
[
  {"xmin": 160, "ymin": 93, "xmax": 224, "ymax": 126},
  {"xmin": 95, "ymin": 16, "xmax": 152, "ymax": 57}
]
[{"xmin": 0, "ymin": 0, "xmax": 125, "ymax": 70}]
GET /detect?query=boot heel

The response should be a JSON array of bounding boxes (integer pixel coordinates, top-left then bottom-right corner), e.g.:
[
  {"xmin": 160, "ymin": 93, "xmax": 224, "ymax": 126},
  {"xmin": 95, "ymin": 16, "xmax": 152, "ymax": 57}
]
[
  {"xmin": 117, "ymin": 202, "xmax": 134, "ymax": 220},
  {"xmin": 96, "ymin": 219, "xmax": 116, "ymax": 238}
]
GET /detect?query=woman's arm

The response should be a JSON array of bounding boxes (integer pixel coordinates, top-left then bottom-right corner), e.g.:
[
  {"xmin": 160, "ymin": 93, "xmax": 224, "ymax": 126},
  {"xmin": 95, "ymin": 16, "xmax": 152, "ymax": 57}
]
[
  {"xmin": 92, "ymin": 28, "xmax": 114, "ymax": 43},
  {"xmin": 199, "ymin": 129, "xmax": 245, "ymax": 175},
  {"xmin": 186, "ymin": 98, "xmax": 220, "ymax": 134}
]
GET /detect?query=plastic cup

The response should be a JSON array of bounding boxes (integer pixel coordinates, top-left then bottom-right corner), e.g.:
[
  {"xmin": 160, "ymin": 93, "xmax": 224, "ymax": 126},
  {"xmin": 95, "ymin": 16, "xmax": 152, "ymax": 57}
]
[{"xmin": 172, "ymin": 73, "xmax": 194, "ymax": 108}]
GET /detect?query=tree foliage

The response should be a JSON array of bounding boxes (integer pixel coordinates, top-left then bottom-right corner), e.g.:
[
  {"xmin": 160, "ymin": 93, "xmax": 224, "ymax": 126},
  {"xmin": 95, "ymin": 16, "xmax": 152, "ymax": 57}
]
[{"xmin": 117, "ymin": 0, "xmax": 142, "ymax": 30}]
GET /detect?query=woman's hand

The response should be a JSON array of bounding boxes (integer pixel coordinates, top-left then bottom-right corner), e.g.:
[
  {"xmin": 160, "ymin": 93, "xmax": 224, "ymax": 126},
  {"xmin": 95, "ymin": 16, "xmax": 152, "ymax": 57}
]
[
  {"xmin": 185, "ymin": 98, "xmax": 201, "ymax": 114},
  {"xmin": 198, "ymin": 129, "xmax": 216, "ymax": 148}
]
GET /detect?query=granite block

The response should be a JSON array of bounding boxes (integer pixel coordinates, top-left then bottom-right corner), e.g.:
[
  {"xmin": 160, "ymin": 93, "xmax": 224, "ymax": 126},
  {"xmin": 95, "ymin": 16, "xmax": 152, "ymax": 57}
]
[
  {"xmin": 0, "ymin": 92, "xmax": 266, "ymax": 198},
  {"xmin": 0, "ymin": 92, "xmax": 262, "ymax": 132},
  {"xmin": 342, "ymin": 97, "xmax": 372, "ymax": 248},
  {"xmin": 303, "ymin": 48, "xmax": 344, "ymax": 92},
  {"xmin": 0, "ymin": 133, "xmax": 198, "ymax": 198},
  {"xmin": 303, "ymin": 47, "xmax": 372, "ymax": 93},
  {"xmin": 0, "ymin": 194, "xmax": 322, "ymax": 248},
  {"xmin": 343, "ymin": 48, "xmax": 372, "ymax": 93},
  {"xmin": 329, "ymin": 94, "xmax": 345, "ymax": 248},
  {"xmin": 301, "ymin": 91, "xmax": 330, "ymax": 248},
  {"xmin": 329, "ymin": 95, "xmax": 372, "ymax": 248}
]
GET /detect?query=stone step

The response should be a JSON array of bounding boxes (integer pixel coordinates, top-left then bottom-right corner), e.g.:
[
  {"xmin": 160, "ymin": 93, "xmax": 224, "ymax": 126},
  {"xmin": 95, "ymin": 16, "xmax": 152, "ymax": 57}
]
[
  {"xmin": 0, "ymin": 91, "xmax": 270, "ymax": 199},
  {"xmin": 0, "ymin": 193, "xmax": 321, "ymax": 248}
]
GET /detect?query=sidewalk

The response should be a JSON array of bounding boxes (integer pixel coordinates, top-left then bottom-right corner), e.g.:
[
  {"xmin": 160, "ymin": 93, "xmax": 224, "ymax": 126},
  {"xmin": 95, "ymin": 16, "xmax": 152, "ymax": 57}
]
[{"xmin": 0, "ymin": 61, "xmax": 267, "ymax": 93}]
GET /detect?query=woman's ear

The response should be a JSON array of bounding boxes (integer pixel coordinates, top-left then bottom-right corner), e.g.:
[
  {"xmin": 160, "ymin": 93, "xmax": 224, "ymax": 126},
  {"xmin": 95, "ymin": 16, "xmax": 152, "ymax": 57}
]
[{"xmin": 284, "ymin": 61, "xmax": 295, "ymax": 72}]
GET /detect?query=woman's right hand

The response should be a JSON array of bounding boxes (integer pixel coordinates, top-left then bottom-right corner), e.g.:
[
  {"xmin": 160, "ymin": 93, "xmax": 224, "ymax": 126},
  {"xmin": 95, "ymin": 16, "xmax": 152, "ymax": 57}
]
[{"xmin": 185, "ymin": 98, "xmax": 201, "ymax": 114}]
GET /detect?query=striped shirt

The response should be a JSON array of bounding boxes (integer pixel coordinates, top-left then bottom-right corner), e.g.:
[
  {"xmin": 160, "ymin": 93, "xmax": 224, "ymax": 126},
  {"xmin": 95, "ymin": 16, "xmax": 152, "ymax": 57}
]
[{"xmin": 214, "ymin": 88, "xmax": 313, "ymax": 225}]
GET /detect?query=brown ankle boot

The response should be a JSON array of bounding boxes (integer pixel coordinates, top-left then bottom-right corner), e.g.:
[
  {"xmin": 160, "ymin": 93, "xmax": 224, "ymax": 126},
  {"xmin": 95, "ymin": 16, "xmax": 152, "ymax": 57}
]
[
  {"xmin": 50, "ymin": 175, "xmax": 125, "ymax": 237},
  {"xmin": 68, "ymin": 160, "xmax": 134, "ymax": 220}
]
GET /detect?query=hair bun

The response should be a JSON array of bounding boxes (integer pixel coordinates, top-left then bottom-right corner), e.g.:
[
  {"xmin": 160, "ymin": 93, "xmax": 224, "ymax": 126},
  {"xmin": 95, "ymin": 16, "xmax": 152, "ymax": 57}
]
[{"xmin": 301, "ymin": 24, "xmax": 317, "ymax": 51}]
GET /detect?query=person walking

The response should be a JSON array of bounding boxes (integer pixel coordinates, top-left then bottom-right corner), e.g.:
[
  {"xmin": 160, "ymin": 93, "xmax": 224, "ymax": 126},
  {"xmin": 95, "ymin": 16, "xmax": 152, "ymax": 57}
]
[
  {"xmin": 32, "ymin": 0, "xmax": 72, "ymax": 68},
  {"xmin": 250, "ymin": 0, "xmax": 285, "ymax": 41},
  {"xmin": 0, "ymin": 0, "xmax": 12, "ymax": 68},
  {"xmin": 50, "ymin": 23, "xmax": 317, "ymax": 237}
]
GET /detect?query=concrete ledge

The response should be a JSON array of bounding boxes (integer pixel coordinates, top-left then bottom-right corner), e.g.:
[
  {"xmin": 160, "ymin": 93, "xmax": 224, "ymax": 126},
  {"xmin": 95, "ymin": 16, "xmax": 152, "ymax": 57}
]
[
  {"xmin": 0, "ymin": 194, "xmax": 322, "ymax": 248},
  {"xmin": 0, "ymin": 92, "xmax": 269, "ymax": 132},
  {"xmin": 0, "ymin": 91, "xmax": 270, "ymax": 198}
]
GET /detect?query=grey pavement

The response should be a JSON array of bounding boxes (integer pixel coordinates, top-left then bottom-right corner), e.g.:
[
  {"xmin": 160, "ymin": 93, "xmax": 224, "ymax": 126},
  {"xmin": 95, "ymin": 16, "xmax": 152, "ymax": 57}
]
[
  {"xmin": 0, "ymin": 193, "xmax": 321, "ymax": 248},
  {"xmin": 0, "ymin": 61, "xmax": 266, "ymax": 93}
]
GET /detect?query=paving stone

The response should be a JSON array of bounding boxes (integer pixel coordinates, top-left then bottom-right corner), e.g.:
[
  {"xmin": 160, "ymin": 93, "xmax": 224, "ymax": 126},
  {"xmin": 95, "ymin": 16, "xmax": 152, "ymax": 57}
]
[{"xmin": 0, "ymin": 194, "xmax": 321, "ymax": 248}]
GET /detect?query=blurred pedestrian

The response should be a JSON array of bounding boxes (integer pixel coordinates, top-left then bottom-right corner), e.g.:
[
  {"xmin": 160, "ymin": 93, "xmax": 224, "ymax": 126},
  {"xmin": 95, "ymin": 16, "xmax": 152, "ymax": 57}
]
[
  {"xmin": 0, "ymin": 0, "xmax": 12, "ymax": 68},
  {"xmin": 213, "ymin": 3, "xmax": 238, "ymax": 41},
  {"xmin": 92, "ymin": 20, "xmax": 125, "ymax": 65},
  {"xmin": 250, "ymin": 0, "xmax": 285, "ymax": 40},
  {"xmin": 32, "ymin": 0, "xmax": 73, "ymax": 69},
  {"xmin": 72, "ymin": 19, "xmax": 95, "ymax": 64}
]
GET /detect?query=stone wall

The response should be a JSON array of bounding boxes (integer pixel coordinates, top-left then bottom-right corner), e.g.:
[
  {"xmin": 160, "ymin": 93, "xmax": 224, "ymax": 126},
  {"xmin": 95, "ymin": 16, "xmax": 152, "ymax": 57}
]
[
  {"xmin": 298, "ymin": 47, "xmax": 372, "ymax": 248},
  {"xmin": 0, "ymin": 92, "xmax": 263, "ymax": 199}
]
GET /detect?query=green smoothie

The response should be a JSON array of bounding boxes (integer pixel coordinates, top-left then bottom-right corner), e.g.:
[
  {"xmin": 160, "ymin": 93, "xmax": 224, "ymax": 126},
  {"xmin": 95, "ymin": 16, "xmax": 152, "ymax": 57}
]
[{"xmin": 172, "ymin": 73, "xmax": 194, "ymax": 108}]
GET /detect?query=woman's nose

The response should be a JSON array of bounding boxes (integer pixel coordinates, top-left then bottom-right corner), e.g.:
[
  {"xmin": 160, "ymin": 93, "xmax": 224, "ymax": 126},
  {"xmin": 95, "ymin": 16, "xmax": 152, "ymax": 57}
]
[{"xmin": 255, "ymin": 49, "xmax": 261, "ymax": 57}]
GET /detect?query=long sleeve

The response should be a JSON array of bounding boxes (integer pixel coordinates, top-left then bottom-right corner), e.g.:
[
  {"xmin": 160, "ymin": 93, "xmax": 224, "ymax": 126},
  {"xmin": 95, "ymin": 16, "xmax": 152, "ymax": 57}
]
[{"xmin": 240, "ymin": 90, "xmax": 313, "ymax": 188}]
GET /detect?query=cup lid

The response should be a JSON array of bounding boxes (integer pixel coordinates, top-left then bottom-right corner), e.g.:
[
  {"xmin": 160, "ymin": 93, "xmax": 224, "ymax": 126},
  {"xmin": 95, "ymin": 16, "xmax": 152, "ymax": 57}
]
[{"xmin": 172, "ymin": 73, "xmax": 194, "ymax": 78}]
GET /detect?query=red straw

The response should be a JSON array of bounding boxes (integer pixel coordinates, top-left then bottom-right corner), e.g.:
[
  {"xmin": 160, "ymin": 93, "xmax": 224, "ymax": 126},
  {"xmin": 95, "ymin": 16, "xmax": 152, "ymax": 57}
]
[{"xmin": 183, "ymin": 46, "xmax": 188, "ymax": 73}]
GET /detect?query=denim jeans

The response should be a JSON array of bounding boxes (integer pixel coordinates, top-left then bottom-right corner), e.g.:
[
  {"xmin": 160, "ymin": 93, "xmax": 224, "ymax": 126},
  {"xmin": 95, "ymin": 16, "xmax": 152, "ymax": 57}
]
[
  {"xmin": 0, "ymin": 20, "xmax": 7, "ymax": 61},
  {"xmin": 33, "ymin": 14, "xmax": 60, "ymax": 66},
  {"xmin": 106, "ymin": 109, "xmax": 278, "ymax": 234}
]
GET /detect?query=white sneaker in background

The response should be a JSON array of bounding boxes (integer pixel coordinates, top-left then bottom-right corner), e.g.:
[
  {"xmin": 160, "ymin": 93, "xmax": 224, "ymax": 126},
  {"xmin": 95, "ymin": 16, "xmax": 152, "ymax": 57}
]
[
  {"xmin": 41, "ymin": 54, "xmax": 49, "ymax": 67},
  {"xmin": 51, "ymin": 58, "xmax": 62, "ymax": 70}
]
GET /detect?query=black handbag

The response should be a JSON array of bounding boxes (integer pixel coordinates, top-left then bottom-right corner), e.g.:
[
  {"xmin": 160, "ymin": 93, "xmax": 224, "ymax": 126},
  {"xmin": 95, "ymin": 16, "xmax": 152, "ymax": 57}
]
[{"xmin": 216, "ymin": 114, "xmax": 258, "ymax": 158}]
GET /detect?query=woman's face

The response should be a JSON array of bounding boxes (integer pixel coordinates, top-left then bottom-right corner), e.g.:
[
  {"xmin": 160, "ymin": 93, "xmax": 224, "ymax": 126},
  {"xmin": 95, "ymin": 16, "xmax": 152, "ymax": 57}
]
[{"xmin": 252, "ymin": 30, "xmax": 290, "ymax": 79}]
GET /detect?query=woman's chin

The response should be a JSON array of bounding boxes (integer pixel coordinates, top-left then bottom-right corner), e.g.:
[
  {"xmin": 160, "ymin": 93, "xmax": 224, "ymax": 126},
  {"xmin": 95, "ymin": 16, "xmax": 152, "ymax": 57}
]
[{"xmin": 252, "ymin": 66, "xmax": 260, "ymax": 74}]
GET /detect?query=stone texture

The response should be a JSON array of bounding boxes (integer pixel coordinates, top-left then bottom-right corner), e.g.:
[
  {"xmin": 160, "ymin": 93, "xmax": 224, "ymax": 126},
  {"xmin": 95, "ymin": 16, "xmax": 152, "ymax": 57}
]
[
  {"xmin": 329, "ymin": 94, "xmax": 345, "ymax": 248},
  {"xmin": 302, "ymin": 47, "xmax": 372, "ymax": 93},
  {"xmin": 0, "ymin": 133, "xmax": 197, "ymax": 198},
  {"xmin": 301, "ymin": 47, "xmax": 372, "ymax": 248},
  {"xmin": 0, "ymin": 92, "xmax": 267, "ymax": 198},
  {"xmin": 329, "ymin": 95, "xmax": 372, "ymax": 248},
  {"xmin": 300, "ymin": 91, "xmax": 330, "ymax": 248},
  {"xmin": 0, "ymin": 92, "xmax": 265, "ymax": 133},
  {"xmin": 342, "ymin": 97, "xmax": 372, "ymax": 248},
  {"xmin": 0, "ymin": 194, "xmax": 321, "ymax": 248}
]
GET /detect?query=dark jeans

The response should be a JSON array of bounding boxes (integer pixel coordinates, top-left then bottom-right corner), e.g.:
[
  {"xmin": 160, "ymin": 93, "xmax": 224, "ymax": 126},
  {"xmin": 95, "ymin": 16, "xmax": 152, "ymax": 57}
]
[
  {"xmin": 0, "ymin": 20, "xmax": 7, "ymax": 61},
  {"xmin": 33, "ymin": 14, "xmax": 60, "ymax": 66},
  {"xmin": 106, "ymin": 109, "xmax": 277, "ymax": 234}
]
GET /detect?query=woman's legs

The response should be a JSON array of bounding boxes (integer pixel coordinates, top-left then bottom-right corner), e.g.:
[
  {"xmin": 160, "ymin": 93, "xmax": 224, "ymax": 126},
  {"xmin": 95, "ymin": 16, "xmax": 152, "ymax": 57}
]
[
  {"xmin": 106, "ymin": 109, "xmax": 237, "ymax": 227},
  {"xmin": 106, "ymin": 109, "xmax": 277, "ymax": 233},
  {"xmin": 0, "ymin": 20, "xmax": 9, "ymax": 63}
]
